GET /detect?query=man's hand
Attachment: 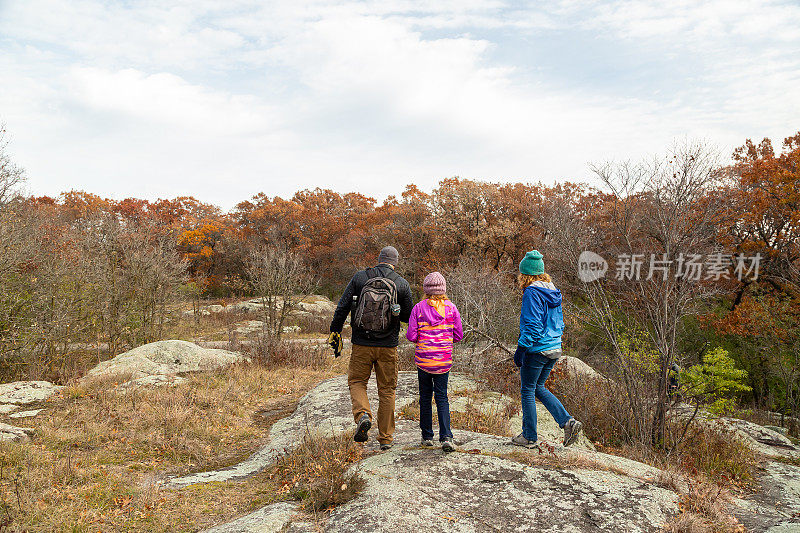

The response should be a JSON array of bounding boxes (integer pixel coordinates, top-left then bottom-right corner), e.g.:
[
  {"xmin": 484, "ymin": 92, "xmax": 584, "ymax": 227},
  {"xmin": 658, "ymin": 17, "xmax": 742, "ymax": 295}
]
[{"xmin": 327, "ymin": 331, "xmax": 343, "ymax": 358}]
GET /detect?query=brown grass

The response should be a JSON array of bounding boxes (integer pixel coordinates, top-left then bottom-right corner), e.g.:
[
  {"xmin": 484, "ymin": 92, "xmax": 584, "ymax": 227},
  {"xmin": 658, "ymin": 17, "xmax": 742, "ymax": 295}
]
[
  {"xmin": 400, "ymin": 392, "xmax": 518, "ymax": 437},
  {"xmin": 0, "ymin": 355, "xmax": 347, "ymax": 531},
  {"xmin": 664, "ymin": 479, "xmax": 745, "ymax": 533},
  {"xmin": 271, "ymin": 431, "xmax": 366, "ymax": 512},
  {"xmin": 249, "ymin": 335, "xmax": 330, "ymax": 370},
  {"xmin": 494, "ymin": 448, "xmax": 632, "ymax": 478}
]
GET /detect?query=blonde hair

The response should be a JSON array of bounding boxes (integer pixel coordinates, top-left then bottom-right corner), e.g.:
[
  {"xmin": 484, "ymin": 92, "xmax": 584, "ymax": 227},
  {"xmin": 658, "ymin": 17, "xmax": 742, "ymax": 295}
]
[
  {"xmin": 517, "ymin": 272, "xmax": 552, "ymax": 289},
  {"xmin": 424, "ymin": 293, "xmax": 448, "ymax": 301}
]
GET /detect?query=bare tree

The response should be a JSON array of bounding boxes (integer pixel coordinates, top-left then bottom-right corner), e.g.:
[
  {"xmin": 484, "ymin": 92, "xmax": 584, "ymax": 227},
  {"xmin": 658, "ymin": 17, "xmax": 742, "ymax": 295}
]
[
  {"xmin": 543, "ymin": 141, "xmax": 728, "ymax": 446},
  {"xmin": 0, "ymin": 125, "xmax": 25, "ymax": 207},
  {"xmin": 245, "ymin": 245, "xmax": 316, "ymax": 339},
  {"xmin": 445, "ymin": 256, "xmax": 520, "ymax": 371}
]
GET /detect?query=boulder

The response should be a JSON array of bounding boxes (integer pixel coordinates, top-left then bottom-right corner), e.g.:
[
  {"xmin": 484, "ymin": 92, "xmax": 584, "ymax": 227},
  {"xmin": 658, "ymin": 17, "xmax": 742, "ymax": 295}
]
[
  {"xmin": 0, "ymin": 381, "xmax": 63, "ymax": 405},
  {"xmin": 556, "ymin": 356, "xmax": 608, "ymax": 382},
  {"xmin": 0, "ymin": 422, "xmax": 34, "ymax": 442},
  {"xmin": 84, "ymin": 340, "xmax": 248, "ymax": 382},
  {"xmin": 733, "ymin": 461, "xmax": 800, "ymax": 531},
  {"xmin": 234, "ymin": 320, "xmax": 265, "ymax": 335},
  {"xmin": 295, "ymin": 297, "xmax": 336, "ymax": 316}
]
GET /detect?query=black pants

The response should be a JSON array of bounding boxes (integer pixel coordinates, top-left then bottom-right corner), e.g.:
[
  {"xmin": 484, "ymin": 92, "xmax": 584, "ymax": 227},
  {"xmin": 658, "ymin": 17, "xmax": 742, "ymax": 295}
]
[{"xmin": 418, "ymin": 368, "xmax": 453, "ymax": 441}]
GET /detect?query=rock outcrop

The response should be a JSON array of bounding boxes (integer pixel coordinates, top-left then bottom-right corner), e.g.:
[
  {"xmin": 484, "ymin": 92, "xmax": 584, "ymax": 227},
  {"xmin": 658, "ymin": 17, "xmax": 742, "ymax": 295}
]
[
  {"xmin": 718, "ymin": 416, "xmax": 800, "ymax": 460},
  {"xmin": 189, "ymin": 369, "xmax": 800, "ymax": 532},
  {"xmin": 0, "ymin": 380, "xmax": 63, "ymax": 416},
  {"xmin": 185, "ymin": 296, "xmax": 337, "ymax": 318},
  {"xmin": 556, "ymin": 355, "xmax": 608, "ymax": 382},
  {"xmin": 0, "ymin": 380, "xmax": 63, "ymax": 405},
  {"xmin": 187, "ymin": 372, "xmax": 689, "ymax": 532},
  {"xmin": 83, "ymin": 340, "xmax": 248, "ymax": 385},
  {"xmin": 0, "ymin": 422, "xmax": 34, "ymax": 442}
]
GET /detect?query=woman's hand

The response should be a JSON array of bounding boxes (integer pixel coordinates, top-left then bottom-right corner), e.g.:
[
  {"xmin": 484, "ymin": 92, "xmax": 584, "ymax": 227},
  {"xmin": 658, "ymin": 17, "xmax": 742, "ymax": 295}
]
[{"xmin": 513, "ymin": 345, "xmax": 526, "ymax": 368}]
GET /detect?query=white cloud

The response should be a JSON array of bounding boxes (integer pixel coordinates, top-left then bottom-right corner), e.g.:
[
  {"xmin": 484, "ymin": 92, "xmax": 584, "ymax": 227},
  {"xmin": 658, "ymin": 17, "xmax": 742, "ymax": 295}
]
[{"xmin": 0, "ymin": 0, "xmax": 798, "ymax": 208}]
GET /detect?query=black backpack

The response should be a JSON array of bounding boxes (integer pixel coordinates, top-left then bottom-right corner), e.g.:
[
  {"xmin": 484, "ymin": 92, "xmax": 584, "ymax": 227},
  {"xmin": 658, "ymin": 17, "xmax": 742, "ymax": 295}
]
[{"xmin": 353, "ymin": 268, "xmax": 398, "ymax": 334}]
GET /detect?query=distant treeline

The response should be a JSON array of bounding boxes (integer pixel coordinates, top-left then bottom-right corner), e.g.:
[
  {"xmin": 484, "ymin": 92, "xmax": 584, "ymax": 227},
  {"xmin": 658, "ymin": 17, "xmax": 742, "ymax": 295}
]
[{"xmin": 0, "ymin": 130, "xmax": 797, "ymax": 423}]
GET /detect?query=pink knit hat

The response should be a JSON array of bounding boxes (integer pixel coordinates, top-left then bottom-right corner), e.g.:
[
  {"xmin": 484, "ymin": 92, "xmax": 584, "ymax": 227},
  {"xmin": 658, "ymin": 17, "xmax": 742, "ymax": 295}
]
[{"xmin": 423, "ymin": 271, "xmax": 446, "ymax": 295}]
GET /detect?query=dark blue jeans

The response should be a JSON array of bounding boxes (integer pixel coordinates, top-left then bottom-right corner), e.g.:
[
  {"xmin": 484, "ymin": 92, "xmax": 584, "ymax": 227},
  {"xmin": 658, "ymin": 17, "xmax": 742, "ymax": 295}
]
[
  {"xmin": 520, "ymin": 351, "xmax": 571, "ymax": 442},
  {"xmin": 418, "ymin": 368, "xmax": 453, "ymax": 441}
]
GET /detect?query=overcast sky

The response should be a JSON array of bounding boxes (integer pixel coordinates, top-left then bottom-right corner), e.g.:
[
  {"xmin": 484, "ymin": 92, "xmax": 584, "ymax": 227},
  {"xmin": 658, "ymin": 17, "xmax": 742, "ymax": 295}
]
[{"xmin": 1, "ymin": 1, "xmax": 799, "ymax": 209}]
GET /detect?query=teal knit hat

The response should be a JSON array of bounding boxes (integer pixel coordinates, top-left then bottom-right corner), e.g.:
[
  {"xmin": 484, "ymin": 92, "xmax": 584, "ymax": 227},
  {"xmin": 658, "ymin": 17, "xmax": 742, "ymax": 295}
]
[{"xmin": 519, "ymin": 250, "xmax": 545, "ymax": 275}]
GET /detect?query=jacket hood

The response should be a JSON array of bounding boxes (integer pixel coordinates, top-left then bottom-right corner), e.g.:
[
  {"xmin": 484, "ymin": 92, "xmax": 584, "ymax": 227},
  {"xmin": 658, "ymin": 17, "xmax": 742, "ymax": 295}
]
[
  {"xmin": 527, "ymin": 280, "xmax": 562, "ymax": 308},
  {"xmin": 418, "ymin": 299, "xmax": 453, "ymax": 325}
]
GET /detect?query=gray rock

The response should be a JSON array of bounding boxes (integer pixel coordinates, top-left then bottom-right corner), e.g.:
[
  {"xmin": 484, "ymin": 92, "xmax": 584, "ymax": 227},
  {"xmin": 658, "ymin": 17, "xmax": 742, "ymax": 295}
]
[
  {"xmin": 765, "ymin": 522, "xmax": 800, "ymax": 532},
  {"xmin": 295, "ymin": 297, "xmax": 336, "ymax": 316},
  {"xmin": 84, "ymin": 340, "xmax": 248, "ymax": 383},
  {"xmin": 0, "ymin": 381, "xmax": 63, "ymax": 405},
  {"xmin": 0, "ymin": 422, "xmax": 34, "ymax": 442},
  {"xmin": 328, "ymin": 446, "xmax": 679, "ymax": 532},
  {"xmin": 120, "ymin": 375, "xmax": 188, "ymax": 388},
  {"xmin": 0, "ymin": 404, "xmax": 18, "ymax": 414},
  {"xmin": 717, "ymin": 417, "xmax": 800, "ymax": 460},
  {"xmin": 556, "ymin": 356, "xmax": 608, "ymax": 382},
  {"xmin": 733, "ymin": 461, "xmax": 800, "ymax": 532},
  {"xmin": 9, "ymin": 409, "xmax": 42, "ymax": 419},
  {"xmin": 203, "ymin": 502, "xmax": 300, "ymax": 533},
  {"xmin": 234, "ymin": 320, "xmax": 265, "ymax": 335}
]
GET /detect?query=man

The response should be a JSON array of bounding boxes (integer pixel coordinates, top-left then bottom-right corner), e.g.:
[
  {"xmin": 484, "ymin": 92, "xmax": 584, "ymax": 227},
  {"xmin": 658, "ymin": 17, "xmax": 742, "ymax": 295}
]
[{"xmin": 329, "ymin": 246, "xmax": 413, "ymax": 450}]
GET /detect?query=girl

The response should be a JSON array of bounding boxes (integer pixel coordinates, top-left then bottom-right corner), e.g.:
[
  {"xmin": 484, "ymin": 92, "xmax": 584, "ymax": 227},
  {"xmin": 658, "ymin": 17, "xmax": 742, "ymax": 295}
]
[
  {"xmin": 406, "ymin": 271, "xmax": 463, "ymax": 452},
  {"xmin": 511, "ymin": 250, "xmax": 583, "ymax": 448}
]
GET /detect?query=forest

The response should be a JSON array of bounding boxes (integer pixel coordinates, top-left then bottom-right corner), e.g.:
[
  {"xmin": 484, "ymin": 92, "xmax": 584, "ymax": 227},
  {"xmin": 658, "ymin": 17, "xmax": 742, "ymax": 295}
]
[{"xmin": 1, "ymin": 128, "xmax": 798, "ymax": 440}]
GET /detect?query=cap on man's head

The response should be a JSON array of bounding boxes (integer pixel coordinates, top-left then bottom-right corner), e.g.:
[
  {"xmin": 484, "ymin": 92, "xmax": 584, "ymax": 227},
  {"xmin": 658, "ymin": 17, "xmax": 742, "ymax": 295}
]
[{"xmin": 378, "ymin": 246, "xmax": 399, "ymax": 266}]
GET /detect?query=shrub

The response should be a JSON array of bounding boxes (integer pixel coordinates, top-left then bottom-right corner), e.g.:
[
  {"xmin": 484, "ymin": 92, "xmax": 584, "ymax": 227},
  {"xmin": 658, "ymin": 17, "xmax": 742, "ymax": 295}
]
[
  {"xmin": 665, "ymin": 479, "xmax": 744, "ymax": 533},
  {"xmin": 249, "ymin": 336, "xmax": 328, "ymax": 370},
  {"xmin": 677, "ymin": 423, "xmax": 757, "ymax": 487},
  {"xmin": 271, "ymin": 431, "xmax": 365, "ymax": 512}
]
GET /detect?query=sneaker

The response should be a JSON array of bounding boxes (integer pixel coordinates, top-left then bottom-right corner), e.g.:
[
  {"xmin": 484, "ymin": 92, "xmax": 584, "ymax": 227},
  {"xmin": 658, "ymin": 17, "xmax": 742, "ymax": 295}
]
[
  {"xmin": 421, "ymin": 439, "xmax": 434, "ymax": 447},
  {"xmin": 563, "ymin": 418, "xmax": 583, "ymax": 447},
  {"xmin": 354, "ymin": 414, "xmax": 371, "ymax": 443},
  {"xmin": 441, "ymin": 438, "xmax": 456, "ymax": 453},
  {"xmin": 510, "ymin": 433, "xmax": 538, "ymax": 449},
  {"xmin": 380, "ymin": 443, "xmax": 393, "ymax": 451}
]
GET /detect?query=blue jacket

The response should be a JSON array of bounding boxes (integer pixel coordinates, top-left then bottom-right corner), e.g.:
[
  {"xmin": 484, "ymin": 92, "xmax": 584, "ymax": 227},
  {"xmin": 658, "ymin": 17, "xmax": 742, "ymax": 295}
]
[{"xmin": 518, "ymin": 281, "xmax": 564, "ymax": 353}]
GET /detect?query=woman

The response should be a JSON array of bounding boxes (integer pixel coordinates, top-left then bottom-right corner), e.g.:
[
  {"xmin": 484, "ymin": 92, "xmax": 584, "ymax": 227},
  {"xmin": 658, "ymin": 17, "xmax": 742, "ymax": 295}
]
[{"xmin": 511, "ymin": 250, "xmax": 583, "ymax": 448}]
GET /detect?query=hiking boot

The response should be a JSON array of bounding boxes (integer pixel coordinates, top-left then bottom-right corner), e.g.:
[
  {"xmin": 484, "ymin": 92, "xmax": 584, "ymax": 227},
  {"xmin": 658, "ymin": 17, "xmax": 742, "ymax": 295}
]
[
  {"xmin": 441, "ymin": 438, "xmax": 456, "ymax": 453},
  {"xmin": 563, "ymin": 418, "xmax": 583, "ymax": 447},
  {"xmin": 380, "ymin": 443, "xmax": 393, "ymax": 451},
  {"xmin": 511, "ymin": 433, "xmax": 538, "ymax": 449},
  {"xmin": 354, "ymin": 414, "xmax": 371, "ymax": 443},
  {"xmin": 421, "ymin": 439, "xmax": 434, "ymax": 447}
]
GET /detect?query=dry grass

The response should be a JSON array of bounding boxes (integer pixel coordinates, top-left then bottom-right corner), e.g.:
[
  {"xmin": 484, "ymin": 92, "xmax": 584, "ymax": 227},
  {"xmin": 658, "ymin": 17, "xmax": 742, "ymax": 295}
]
[
  {"xmin": 400, "ymin": 392, "xmax": 518, "ymax": 437},
  {"xmin": 664, "ymin": 479, "xmax": 745, "ymax": 533},
  {"xmin": 493, "ymin": 448, "xmax": 632, "ymax": 478},
  {"xmin": 0, "ymin": 355, "xmax": 347, "ymax": 532},
  {"xmin": 676, "ymin": 424, "xmax": 757, "ymax": 488},
  {"xmin": 270, "ymin": 431, "xmax": 366, "ymax": 512},
  {"xmin": 249, "ymin": 335, "xmax": 329, "ymax": 370}
]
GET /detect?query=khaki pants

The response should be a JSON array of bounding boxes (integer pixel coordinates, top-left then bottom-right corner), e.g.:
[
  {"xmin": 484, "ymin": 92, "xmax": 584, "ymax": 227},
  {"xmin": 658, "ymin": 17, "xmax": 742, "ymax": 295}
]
[{"xmin": 348, "ymin": 344, "xmax": 398, "ymax": 445}]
